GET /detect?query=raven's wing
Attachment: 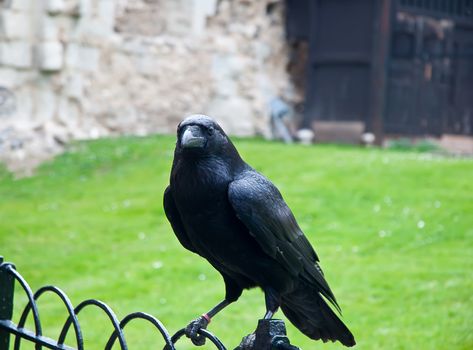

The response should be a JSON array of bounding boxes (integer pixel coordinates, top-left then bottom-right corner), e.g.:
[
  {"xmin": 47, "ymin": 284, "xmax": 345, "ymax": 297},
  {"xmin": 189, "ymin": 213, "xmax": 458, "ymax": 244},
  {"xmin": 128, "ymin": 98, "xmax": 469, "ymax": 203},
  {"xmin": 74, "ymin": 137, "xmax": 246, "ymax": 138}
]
[
  {"xmin": 163, "ymin": 186, "xmax": 198, "ymax": 254},
  {"xmin": 228, "ymin": 171, "xmax": 340, "ymax": 310}
]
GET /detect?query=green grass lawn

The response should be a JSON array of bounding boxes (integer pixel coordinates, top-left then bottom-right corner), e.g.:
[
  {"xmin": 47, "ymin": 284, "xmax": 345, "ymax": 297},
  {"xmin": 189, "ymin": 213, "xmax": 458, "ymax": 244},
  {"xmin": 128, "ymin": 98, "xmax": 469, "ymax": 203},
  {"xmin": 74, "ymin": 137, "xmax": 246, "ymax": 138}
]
[{"xmin": 0, "ymin": 135, "xmax": 472, "ymax": 350}]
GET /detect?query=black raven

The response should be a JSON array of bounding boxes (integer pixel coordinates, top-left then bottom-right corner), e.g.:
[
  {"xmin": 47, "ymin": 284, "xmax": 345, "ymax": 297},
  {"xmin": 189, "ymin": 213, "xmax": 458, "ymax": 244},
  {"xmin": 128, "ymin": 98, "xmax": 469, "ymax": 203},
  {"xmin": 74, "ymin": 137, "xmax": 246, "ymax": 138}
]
[{"xmin": 163, "ymin": 115, "xmax": 355, "ymax": 347}]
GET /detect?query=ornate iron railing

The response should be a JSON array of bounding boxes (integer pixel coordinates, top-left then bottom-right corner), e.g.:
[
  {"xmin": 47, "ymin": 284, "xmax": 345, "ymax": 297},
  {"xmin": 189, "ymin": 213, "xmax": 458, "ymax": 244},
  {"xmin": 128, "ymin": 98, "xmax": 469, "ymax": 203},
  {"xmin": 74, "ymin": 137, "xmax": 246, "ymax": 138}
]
[
  {"xmin": 0, "ymin": 256, "xmax": 298, "ymax": 350},
  {"xmin": 0, "ymin": 256, "xmax": 225, "ymax": 350}
]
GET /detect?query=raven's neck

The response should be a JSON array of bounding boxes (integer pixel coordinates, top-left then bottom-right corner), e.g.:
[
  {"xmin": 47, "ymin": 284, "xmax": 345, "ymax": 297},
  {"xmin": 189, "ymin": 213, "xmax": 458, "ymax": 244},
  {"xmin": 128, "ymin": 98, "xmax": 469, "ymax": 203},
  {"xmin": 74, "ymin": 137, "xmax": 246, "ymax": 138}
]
[{"xmin": 172, "ymin": 142, "xmax": 246, "ymax": 180}]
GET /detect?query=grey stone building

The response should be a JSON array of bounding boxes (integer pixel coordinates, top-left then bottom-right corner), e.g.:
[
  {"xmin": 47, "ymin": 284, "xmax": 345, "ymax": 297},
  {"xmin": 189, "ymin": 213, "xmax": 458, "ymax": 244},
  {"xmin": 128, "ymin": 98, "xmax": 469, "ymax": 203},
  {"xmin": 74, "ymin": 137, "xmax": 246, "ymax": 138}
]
[{"xmin": 0, "ymin": 0, "xmax": 292, "ymax": 171}]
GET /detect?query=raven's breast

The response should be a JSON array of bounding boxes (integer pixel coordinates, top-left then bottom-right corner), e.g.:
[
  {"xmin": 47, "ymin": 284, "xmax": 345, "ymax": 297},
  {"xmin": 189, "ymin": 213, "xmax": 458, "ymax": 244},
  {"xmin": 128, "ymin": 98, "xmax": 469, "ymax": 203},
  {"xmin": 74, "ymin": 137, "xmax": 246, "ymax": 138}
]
[
  {"xmin": 171, "ymin": 162, "xmax": 292, "ymax": 291},
  {"xmin": 179, "ymin": 190, "xmax": 258, "ymax": 262},
  {"xmin": 174, "ymin": 180, "xmax": 256, "ymax": 265}
]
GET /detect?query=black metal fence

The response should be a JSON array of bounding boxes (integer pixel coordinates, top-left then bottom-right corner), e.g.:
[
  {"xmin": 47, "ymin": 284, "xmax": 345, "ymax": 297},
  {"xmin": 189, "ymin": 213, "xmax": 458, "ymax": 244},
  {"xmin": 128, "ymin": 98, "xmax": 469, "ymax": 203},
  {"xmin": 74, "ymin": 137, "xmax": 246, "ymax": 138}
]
[
  {"xmin": 0, "ymin": 257, "xmax": 298, "ymax": 350},
  {"xmin": 0, "ymin": 256, "xmax": 227, "ymax": 350}
]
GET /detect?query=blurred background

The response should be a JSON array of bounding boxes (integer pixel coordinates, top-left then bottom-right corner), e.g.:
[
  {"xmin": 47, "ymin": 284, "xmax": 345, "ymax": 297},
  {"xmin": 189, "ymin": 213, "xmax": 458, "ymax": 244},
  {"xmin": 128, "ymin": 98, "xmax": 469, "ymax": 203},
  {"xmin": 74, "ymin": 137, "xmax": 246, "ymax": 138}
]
[
  {"xmin": 0, "ymin": 0, "xmax": 472, "ymax": 173},
  {"xmin": 0, "ymin": 1, "xmax": 472, "ymax": 349}
]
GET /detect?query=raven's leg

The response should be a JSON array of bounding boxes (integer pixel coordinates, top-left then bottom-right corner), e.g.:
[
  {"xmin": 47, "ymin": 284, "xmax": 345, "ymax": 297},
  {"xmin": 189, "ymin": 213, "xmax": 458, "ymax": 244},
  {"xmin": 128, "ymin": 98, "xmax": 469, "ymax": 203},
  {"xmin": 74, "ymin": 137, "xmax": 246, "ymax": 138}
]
[
  {"xmin": 263, "ymin": 287, "xmax": 281, "ymax": 319},
  {"xmin": 185, "ymin": 274, "xmax": 243, "ymax": 345},
  {"xmin": 185, "ymin": 300, "xmax": 230, "ymax": 345},
  {"xmin": 206, "ymin": 299, "xmax": 231, "ymax": 318}
]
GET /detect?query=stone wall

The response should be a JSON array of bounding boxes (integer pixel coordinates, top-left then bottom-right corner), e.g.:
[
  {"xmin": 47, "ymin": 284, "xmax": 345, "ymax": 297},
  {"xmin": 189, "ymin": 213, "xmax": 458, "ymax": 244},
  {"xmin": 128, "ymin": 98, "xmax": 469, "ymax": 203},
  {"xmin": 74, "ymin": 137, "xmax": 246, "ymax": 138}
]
[{"xmin": 0, "ymin": 0, "xmax": 291, "ymax": 173}]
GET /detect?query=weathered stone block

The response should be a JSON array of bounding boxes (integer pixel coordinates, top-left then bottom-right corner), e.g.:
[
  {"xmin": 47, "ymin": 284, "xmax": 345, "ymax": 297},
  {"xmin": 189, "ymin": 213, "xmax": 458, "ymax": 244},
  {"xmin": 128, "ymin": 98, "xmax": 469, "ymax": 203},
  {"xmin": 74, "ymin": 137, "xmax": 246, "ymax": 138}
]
[
  {"xmin": 45, "ymin": 0, "xmax": 66, "ymax": 15},
  {"xmin": 0, "ymin": 68, "xmax": 18, "ymax": 88},
  {"xmin": 37, "ymin": 41, "xmax": 64, "ymax": 71},
  {"xmin": 64, "ymin": 74, "xmax": 84, "ymax": 100},
  {"xmin": 9, "ymin": 0, "xmax": 33, "ymax": 11},
  {"xmin": 135, "ymin": 55, "xmax": 161, "ymax": 76},
  {"xmin": 13, "ymin": 87, "xmax": 34, "ymax": 121},
  {"xmin": 97, "ymin": 0, "xmax": 115, "ymax": 30},
  {"xmin": 191, "ymin": 0, "xmax": 218, "ymax": 36},
  {"xmin": 57, "ymin": 96, "xmax": 79, "ymax": 125},
  {"xmin": 0, "ymin": 68, "xmax": 36, "ymax": 88},
  {"xmin": 40, "ymin": 16, "xmax": 59, "ymax": 40},
  {"xmin": 34, "ymin": 85, "xmax": 57, "ymax": 122},
  {"xmin": 65, "ymin": 43, "xmax": 99, "ymax": 71},
  {"xmin": 75, "ymin": 17, "xmax": 115, "ymax": 42},
  {"xmin": 0, "ymin": 41, "xmax": 33, "ymax": 68},
  {"xmin": 207, "ymin": 96, "xmax": 254, "ymax": 136},
  {"xmin": 79, "ymin": 0, "xmax": 92, "ymax": 16},
  {"xmin": 111, "ymin": 52, "xmax": 134, "ymax": 74},
  {"xmin": 1, "ymin": 11, "xmax": 32, "ymax": 39}
]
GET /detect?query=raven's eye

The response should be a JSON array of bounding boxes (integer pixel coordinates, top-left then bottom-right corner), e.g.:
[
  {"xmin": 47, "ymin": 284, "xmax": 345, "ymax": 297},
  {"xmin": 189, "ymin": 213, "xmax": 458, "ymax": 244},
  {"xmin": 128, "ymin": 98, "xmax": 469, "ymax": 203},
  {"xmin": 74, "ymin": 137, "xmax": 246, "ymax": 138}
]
[{"xmin": 207, "ymin": 126, "xmax": 214, "ymax": 136}]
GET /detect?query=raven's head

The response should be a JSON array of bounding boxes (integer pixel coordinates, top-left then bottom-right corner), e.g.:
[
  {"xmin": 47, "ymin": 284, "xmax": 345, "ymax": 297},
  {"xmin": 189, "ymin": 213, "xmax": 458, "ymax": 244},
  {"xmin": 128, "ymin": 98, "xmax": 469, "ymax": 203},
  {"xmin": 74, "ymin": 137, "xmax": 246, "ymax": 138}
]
[{"xmin": 176, "ymin": 115, "xmax": 231, "ymax": 156}]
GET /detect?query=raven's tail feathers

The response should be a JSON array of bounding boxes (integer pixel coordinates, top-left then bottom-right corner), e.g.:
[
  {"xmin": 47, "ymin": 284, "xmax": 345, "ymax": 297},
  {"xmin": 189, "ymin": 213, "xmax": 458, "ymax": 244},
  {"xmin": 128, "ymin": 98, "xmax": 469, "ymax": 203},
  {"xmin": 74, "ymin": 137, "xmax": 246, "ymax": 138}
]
[{"xmin": 280, "ymin": 283, "xmax": 356, "ymax": 347}]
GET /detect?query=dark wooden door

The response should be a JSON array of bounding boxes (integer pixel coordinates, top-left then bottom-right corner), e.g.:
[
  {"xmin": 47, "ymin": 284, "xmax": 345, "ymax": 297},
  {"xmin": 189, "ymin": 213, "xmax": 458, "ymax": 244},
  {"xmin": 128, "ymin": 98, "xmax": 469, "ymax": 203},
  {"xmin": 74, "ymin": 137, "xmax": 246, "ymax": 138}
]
[
  {"xmin": 386, "ymin": 13, "xmax": 453, "ymax": 136},
  {"xmin": 386, "ymin": 0, "xmax": 473, "ymax": 136},
  {"xmin": 448, "ymin": 25, "xmax": 473, "ymax": 135},
  {"xmin": 303, "ymin": 0, "xmax": 375, "ymax": 126}
]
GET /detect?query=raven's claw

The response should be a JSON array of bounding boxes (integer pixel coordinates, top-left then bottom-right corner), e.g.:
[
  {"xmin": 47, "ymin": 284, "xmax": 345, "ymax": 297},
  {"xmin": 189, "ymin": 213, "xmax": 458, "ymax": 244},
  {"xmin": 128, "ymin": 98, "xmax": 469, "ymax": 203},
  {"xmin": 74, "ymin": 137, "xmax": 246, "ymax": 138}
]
[{"xmin": 185, "ymin": 316, "xmax": 209, "ymax": 346}]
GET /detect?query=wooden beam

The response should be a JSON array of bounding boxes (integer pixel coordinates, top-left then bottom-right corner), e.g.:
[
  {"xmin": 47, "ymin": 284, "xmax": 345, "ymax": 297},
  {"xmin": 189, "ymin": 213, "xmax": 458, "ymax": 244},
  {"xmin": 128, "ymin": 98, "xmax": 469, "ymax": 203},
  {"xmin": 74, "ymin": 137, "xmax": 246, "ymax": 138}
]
[{"xmin": 369, "ymin": 0, "xmax": 394, "ymax": 145}]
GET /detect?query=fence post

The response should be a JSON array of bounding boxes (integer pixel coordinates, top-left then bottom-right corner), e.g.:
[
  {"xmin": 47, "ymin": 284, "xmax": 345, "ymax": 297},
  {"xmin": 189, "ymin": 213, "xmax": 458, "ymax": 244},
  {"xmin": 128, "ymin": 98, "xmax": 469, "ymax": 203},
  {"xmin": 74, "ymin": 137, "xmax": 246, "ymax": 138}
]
[
  {"xmin": 0, "ymin": 256, "xmax": 15, "ymax": 350},
  {"xmin": 235, "ymin": 319, "xmax": 300, "ymax": 350}
]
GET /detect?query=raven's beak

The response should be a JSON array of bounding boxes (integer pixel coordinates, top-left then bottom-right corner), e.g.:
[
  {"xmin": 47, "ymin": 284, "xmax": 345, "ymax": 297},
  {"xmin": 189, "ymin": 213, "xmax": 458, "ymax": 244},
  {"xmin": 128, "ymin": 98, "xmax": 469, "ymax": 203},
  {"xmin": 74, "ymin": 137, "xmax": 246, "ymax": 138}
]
[{"xmin": 181, "ymin": 126, "xmax": 206, "ymax": 149}]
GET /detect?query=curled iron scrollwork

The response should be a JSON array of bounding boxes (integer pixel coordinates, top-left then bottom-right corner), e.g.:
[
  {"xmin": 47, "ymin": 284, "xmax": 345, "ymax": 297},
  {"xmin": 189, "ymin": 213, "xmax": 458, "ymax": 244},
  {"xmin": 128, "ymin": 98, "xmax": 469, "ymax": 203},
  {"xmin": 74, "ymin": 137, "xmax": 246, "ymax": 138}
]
[{"xmin": 0, "ymin": 258, "xmax": 226, "ymax": 350}]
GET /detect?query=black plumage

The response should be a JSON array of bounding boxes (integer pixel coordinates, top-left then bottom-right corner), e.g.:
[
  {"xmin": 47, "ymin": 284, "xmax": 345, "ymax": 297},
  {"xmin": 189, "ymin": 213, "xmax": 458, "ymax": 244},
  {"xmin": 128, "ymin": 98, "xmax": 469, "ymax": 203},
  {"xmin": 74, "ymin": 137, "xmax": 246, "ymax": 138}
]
[{"xmin": 163, "ymin": 115, "xmax": 355, "ymax": 347}]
